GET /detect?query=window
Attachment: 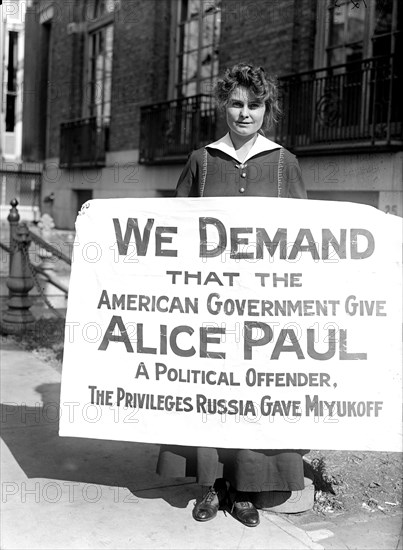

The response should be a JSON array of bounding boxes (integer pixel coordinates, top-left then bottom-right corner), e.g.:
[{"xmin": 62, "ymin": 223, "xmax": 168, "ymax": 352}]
[
  {"xmin": 59, "ymin": 0, "xmax": 115, "ymax": 167},
  {"xmin": 175, "ymin": 0, "xmax": 221, "ymax": 98},
  {"xmin": 322, "ymin": 0, "xmax": 401, "ymax": 67},
  {"xmin": 317, "ymin": 0, "xmax": 401, "ymax": 135},
  {"xmin": 327, "ymin": 0, "xmax": 366, "ymax": 66},
  {"xmin": 85, "ymin": 0, "xmax": 115, "ymax": 131},
  {"xmin": 6, "ymin": 31, "xmax": 18, "ymax": 132},
  {"xmin": 276, "ymin": 0, "xmax": 402, "ymax": 150},
  {"xmin": 372, "ymin": 0, "xmax": 402, "ymax": 57}
]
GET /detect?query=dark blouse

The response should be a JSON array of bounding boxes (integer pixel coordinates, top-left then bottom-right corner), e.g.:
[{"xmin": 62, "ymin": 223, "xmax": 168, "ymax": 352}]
[{"xmin": 175, "ymin": 146, "xmax": 307, "ymax": 199}]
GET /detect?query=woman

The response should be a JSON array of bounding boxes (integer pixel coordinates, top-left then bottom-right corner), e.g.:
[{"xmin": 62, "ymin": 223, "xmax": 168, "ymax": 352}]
[{"xmin": 157, "ymin": 63, "xmax": 308, "ymax": 527}]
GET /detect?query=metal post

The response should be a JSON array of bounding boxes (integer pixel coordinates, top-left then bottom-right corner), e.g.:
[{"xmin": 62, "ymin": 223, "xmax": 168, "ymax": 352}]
[
  {"xmin": 8, "ymin": 198, "xmax": 19, "ymax": 253},
  {"xmin": 1, "ymin": 199, "xmax": 35, "ymax": 334}
]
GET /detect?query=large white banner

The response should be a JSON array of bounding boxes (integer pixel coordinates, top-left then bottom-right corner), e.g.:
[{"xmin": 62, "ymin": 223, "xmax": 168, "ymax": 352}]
[{"xmin": 59, "ymin": 197, "xmax": 402, "ymax": 451}]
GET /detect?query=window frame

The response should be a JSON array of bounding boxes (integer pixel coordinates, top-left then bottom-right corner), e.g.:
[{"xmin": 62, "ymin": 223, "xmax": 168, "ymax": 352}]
[
  {"xmin": 81, "ymin": 0, "xmax": 115, "ymax": 128},
  {"xmin": 315, "ymin": 0, "xmax": 400, "ymax": 69},
  {"xmin": 171, "ymin": 0, "xmax": 221, "ymax": 99}
]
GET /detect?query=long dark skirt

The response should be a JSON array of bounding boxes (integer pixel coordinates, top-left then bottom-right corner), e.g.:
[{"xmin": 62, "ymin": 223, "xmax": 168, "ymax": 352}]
[{"xmin": 157, "ymin": 445, "xmax": 308, "ymax": 493}]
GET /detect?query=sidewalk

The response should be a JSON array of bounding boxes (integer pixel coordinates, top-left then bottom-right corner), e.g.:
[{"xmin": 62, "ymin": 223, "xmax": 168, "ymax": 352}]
[
  {"xmin": 1, "ymin": 340, "xmax": 402, "ymax": 550},
  {"xmin": 0, "ymin": 339, "xmax": 322, "ymax": 550}
]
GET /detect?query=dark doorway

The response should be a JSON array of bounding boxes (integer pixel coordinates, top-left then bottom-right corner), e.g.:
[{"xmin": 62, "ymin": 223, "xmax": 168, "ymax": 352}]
[{"xmin": 74, "ymin": 189, "xmax": 93, "ymax": 214}]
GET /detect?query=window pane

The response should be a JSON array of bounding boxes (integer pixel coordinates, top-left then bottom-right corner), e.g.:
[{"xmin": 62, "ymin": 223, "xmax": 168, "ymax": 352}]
[
  {"xmin": 203, "ymin": 13, "xmax": 215, "ymax": 43},
  {"xmin": 105, "ymin": 0, "xmax": 115, "ymax": 13},
  {"xmin": 182, "ymin": 49, "xmax": 198, "ymax": 82},
  {"xmin": 182, "ymin": 81, "xmax": 197, "ymax": 97},
  {"xmin": 106, "ymin": 25, "xmax": 113, "ymax": 51},
  {"xmin": 327, "ymin": 0, "xmax": 364, "ymax": 65},
  {"xmin": 6, "ymin": 31, "xmax": 18, "ymax": 92},
  {"xmin": 372, "ymin": 0, "xmax": 394, "ymax": 56},
  {"xmin": 203, "ymin": 1, "xmax": 218, "ymax": 16},
  {"xmin": 184, "ymin": 20, "xmax": 199, "ymax": 52},
  {"xmin": 103, "ymin": 26, "xmax": 113, "ymax": 122},
  {"xmin": 329, "ymin": 47, "xmax": 345, "ymax": 66},
  {"xmin": 6, "ymin": 95, "xmax": 16, "ymax": 132},
  {"xmin": 95, "ymin": 0, "xmax": 115, "ymax": 18},
  {"xmin": 212, "ymin": 47, "xmax": 219, "ymax": 77},
  {"xmin": 374, "ymin": 0, "xmax": 393, "ymax": 36},
  {"xmin": 396, "ymin": 0, "xmax": 402, "ymax": 53},
  {"xmin": 88, "ymin": 24, "xmax": 113, "ymax": 126},
  {"xmin": 346, "ymin": 7, "xmax": 365, "ymax": 44},
  {"xmin": 176, "ymin": 0, "xmax": 221, "ymax": 96},
  {"xmin": 200, "ymin": 45, "xmax": 213, "ymax": 79},
  {"xmin": 345, "ymin": 44, "xmax": 363, "ymax": 64},
  {"xmin": 179, "ymin": 0, "xmax": 188, "ymax": 22},
  {"xmin": 189, "ymin": 0, "xmax": 200, "ymax": 18},
  {"xmin": 372, "ymin": 34, "xmax": 391, "ymax": 56},
  {"xmin": 329, "ymin": 3, "xmax": 346, "ymax": 47}
]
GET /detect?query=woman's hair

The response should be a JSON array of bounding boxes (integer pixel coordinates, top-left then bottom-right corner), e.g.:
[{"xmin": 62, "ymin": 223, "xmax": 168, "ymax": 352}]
[{"xmin": 214, "ymin": 63, "xmax": 281, "ymax": 132}]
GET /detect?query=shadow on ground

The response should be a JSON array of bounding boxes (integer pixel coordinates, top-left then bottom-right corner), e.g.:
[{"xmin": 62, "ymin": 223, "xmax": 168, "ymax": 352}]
[{"xmin": 1, "ymin": 382, "xmax": 198, "ymax": 508}]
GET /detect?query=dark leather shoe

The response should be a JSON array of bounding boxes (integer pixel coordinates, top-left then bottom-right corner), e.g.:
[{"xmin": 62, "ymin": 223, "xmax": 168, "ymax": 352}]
[
  {"xmin": 231, "ymin": 501, "xmax": 260, "ymax": 527},
  {"xmin": 192, "ymin": 487, "xmax": 219, "ymax": 522}
]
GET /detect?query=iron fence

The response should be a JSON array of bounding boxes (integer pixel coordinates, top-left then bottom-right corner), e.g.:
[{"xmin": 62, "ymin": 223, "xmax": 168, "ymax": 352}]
[
  {"xmin": 59, "ymin": 117, "xmax": 108, "ymax": 168},
  {"xmin": 139, "ymin": 94, "xmax": 217, "ymax": 164},
  {"xmin": 0, "ymin": 169, "xmax": 41, "ymax": 210},
  {"xmin": 276, "ymin": 55, "xmax": 402, "ymax": 152}
]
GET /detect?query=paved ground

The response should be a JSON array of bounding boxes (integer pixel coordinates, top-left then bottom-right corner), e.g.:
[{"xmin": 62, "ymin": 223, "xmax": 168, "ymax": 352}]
[
  {"xmin": 1, "ymin": 339, "xmax": 326, "ymax": 550},
  {"xmin": 1, "ymin": 221, "xmax": 402, "ymax": 549},
  {"xmin": 1, "ymin": 339, "xmax": 402, "ymax": 550}
]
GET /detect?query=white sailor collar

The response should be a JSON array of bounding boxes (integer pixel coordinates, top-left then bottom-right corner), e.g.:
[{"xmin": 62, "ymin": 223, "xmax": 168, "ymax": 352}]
[{"xmin": 206, "ymin": 132, "xmax": 281, "ymax": 163}]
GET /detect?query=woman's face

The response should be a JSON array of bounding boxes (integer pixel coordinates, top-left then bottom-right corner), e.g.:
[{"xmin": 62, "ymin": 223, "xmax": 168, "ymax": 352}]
[{"xmin": 225, "ymin": 86, "xmax": 266, "ymax": 139}]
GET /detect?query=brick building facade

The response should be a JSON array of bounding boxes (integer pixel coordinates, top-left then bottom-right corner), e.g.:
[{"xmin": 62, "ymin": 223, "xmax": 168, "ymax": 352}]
[
  {"xmin": 22, "ymin": 0, "xmax": 402, "ymax": 228},
  {"xmin": 218, "ymin": 0, "xmax": 316, "ymax": 74}
]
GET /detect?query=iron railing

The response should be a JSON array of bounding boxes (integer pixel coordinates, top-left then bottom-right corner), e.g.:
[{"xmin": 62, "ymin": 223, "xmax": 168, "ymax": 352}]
[
  {"xmin": 139, "ymin": 94, "xmax": 217, "ymax": 164},
  {"xmin": 59, "ymin": 117, "xmax": 108, "ymax": 168},
  {"xmin": 276, "ymin": 55, "xmax": 402, "ymax": 152}
]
